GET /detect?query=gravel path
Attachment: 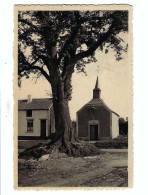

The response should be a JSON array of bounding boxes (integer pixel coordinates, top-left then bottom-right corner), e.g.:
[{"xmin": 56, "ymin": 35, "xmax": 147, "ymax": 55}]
[{"xmin": 18, "ymin": 150, "xmax": 128, "ymax": 187}]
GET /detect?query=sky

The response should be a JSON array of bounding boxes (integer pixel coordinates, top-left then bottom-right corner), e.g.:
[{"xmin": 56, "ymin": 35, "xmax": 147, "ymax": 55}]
[{"xmin": 17, "ymin": 43, "xmax": 131, "ymax": 120}]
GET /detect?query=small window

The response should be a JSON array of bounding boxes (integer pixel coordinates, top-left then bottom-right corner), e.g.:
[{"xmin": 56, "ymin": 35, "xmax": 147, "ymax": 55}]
[
  {"xmin": 27, "ymin": 120, "xmax": 33, "ymax": 132},
  {"xmin": 26, "ymin": 110, "xmax": 32, "ymax": 117}
]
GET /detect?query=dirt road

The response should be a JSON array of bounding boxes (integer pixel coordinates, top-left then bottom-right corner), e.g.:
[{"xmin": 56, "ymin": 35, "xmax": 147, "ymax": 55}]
[{"xmin": 18, "ymin": 150, "xmax": 128, "ymax": 187}]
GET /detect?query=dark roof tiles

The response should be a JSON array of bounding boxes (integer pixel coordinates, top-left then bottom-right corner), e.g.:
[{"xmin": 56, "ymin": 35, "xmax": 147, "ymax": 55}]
[
  {"xmin": 78, "ymin": 98, "xmax": 119, "ymax": 116},
  {"xmin": 18, "ymin": 98, "xmax": 53, "ymax": 110}
]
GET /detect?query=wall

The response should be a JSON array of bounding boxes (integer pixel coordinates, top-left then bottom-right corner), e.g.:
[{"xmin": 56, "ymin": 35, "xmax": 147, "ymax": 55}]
[
  {"xmin": 18, "ymin": 110, "xmax": 49, "ymax": 138},
  {"xmin": 77, "ymin": 105, "xmax": 111, "ymax": 140},
  {"xmin": 111, "ymin": 113, "xmax": 119, "ymax": 139}
]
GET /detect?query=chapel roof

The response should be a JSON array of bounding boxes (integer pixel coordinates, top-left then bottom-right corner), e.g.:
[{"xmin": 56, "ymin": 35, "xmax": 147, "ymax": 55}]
[
  {"xmin": 86, "ymin": 98, "xmax": 119, "ymax": 116},
  {"xmin": 18, "ymin": 98, "xmax": 53, "ymax": 110},
  {"xmin": 77, "ymin": 77, "xmax": 119, "ymax": 116}
]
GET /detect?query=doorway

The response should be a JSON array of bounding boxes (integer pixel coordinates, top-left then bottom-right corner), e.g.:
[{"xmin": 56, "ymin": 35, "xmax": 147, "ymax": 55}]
[
  {"xmin": 40, "ymin": 120, "xmax": 46, "ymax": 139},
  {"xmin": 90, "ymin": 125, "xmax": 98, "ymax": 141}
]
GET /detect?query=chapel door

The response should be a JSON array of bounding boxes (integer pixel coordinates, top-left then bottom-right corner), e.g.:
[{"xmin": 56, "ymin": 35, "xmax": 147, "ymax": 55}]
[
  {"xmin": 90, "ymin": 125, "xmax": 98, "ymax": 141},
  {"xmin": 40, "ymin": 120, "xmax": 46, "ymax": 139}
]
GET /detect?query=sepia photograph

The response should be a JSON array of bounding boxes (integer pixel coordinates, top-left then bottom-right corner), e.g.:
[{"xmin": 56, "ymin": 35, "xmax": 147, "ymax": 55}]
[{"xmin": 14, "ymin": 5, "xmax": 133, "ymax": 189}]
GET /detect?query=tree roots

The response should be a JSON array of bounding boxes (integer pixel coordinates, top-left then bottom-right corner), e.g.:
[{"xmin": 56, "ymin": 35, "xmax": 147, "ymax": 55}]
[{"xmin": 19, "ymin": 141, "xmax": 100, "ymax": 160}]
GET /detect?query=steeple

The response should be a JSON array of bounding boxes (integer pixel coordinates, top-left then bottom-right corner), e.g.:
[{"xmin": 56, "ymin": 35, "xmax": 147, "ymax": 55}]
[
  {"xmin": 95, "ymin": 76, "xmax": 99, "ymax": 88},
  {"xmin": 93, "ymin": 76, "xmax": 101, "ymax": 99}
]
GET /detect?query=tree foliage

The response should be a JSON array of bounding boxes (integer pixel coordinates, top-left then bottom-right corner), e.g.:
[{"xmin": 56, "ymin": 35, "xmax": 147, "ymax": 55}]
[{"xmin": 18, "ymin": 10, "xmax": 128, "ymax": 100}]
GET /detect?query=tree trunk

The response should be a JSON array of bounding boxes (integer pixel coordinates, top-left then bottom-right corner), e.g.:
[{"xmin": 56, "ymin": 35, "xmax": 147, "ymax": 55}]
[{"xmin": 51, "ymin": 78, "xmax": 75, "ymax": 153}]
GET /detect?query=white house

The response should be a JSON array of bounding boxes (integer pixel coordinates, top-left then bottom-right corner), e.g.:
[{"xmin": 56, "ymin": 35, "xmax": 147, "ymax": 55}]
[{"xmin": 18, "ymin": 96, "xmax": 55, "ymax": 140}]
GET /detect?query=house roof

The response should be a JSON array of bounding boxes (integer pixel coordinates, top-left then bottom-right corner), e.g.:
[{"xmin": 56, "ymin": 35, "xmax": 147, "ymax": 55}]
[
  {"xmin": 18, "ymin": 98, "xmax": 53, "ymax": 110},
  {"xmin": 77, "ymin": 98, "xmax": 119, "ymax": 116}
]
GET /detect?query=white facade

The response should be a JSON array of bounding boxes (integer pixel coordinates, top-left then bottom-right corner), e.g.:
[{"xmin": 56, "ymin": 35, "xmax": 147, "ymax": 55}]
[
  {"xmin": 18, "ymin": 109, "xmax": 55, "ymax": 138},
  {"xmin": 111, "ymin": 113, "xmax": 119, "ymax": 139}
]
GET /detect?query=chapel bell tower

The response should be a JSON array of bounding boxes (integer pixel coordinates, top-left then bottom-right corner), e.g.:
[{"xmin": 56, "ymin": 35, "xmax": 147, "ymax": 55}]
[{"xmin": 93, "ymin": 76, "xmax": 101, "ymax": 99}]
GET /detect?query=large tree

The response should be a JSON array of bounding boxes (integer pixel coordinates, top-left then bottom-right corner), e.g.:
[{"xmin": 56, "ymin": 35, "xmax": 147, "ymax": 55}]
[{"xmin": 18, "ymin": 10, "xmax": 128, "ymax": 155}]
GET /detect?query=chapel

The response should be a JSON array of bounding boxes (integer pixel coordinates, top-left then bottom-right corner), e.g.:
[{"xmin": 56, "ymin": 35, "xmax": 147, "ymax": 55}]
[{"xmin": 76, "ymin": 77, "xmax": 119, "ymax": 141}]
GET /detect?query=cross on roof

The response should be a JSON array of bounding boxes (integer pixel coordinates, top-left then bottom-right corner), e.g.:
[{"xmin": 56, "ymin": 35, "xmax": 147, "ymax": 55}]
[{"xmin": 96, "ymin": 65, "xmax": 100, "ymax": 75}]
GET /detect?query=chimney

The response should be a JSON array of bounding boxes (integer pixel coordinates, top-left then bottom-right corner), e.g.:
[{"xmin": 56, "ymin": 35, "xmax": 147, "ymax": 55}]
[{"xmin": 27, "ymin": 95, "xmax": 32, "ymax": 103}]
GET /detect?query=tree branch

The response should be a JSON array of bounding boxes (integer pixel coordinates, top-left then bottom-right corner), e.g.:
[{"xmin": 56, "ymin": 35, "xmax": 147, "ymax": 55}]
[
  {"xmin": 57, "ymin": 12, "xmax": 82, "ymax": 64},
  {"xmin": 57, "ymin": 28, "xmax": 79, "ymax": 64},
  {"xmin": 19, "ymin": 65, "xmax": 51, "ymax": 83},
  {"xmin": 72, "ymin": 23, "xmax": 115, "ymax": 65}
]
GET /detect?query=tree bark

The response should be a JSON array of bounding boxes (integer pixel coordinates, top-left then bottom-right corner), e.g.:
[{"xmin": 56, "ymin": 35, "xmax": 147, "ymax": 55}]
[{"xmin": 51, "ymin": 77, "xmax": 75, "ymax": 153}]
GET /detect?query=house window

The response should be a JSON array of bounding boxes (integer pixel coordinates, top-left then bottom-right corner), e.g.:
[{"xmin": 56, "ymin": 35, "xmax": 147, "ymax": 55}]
[
  {"xmin": 27, "ymin": 120, "xmax": 33, "ymax": 132},
  {"xmin": 26, "ymin": 110, "xmax": 32, "ymax": 117}
]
